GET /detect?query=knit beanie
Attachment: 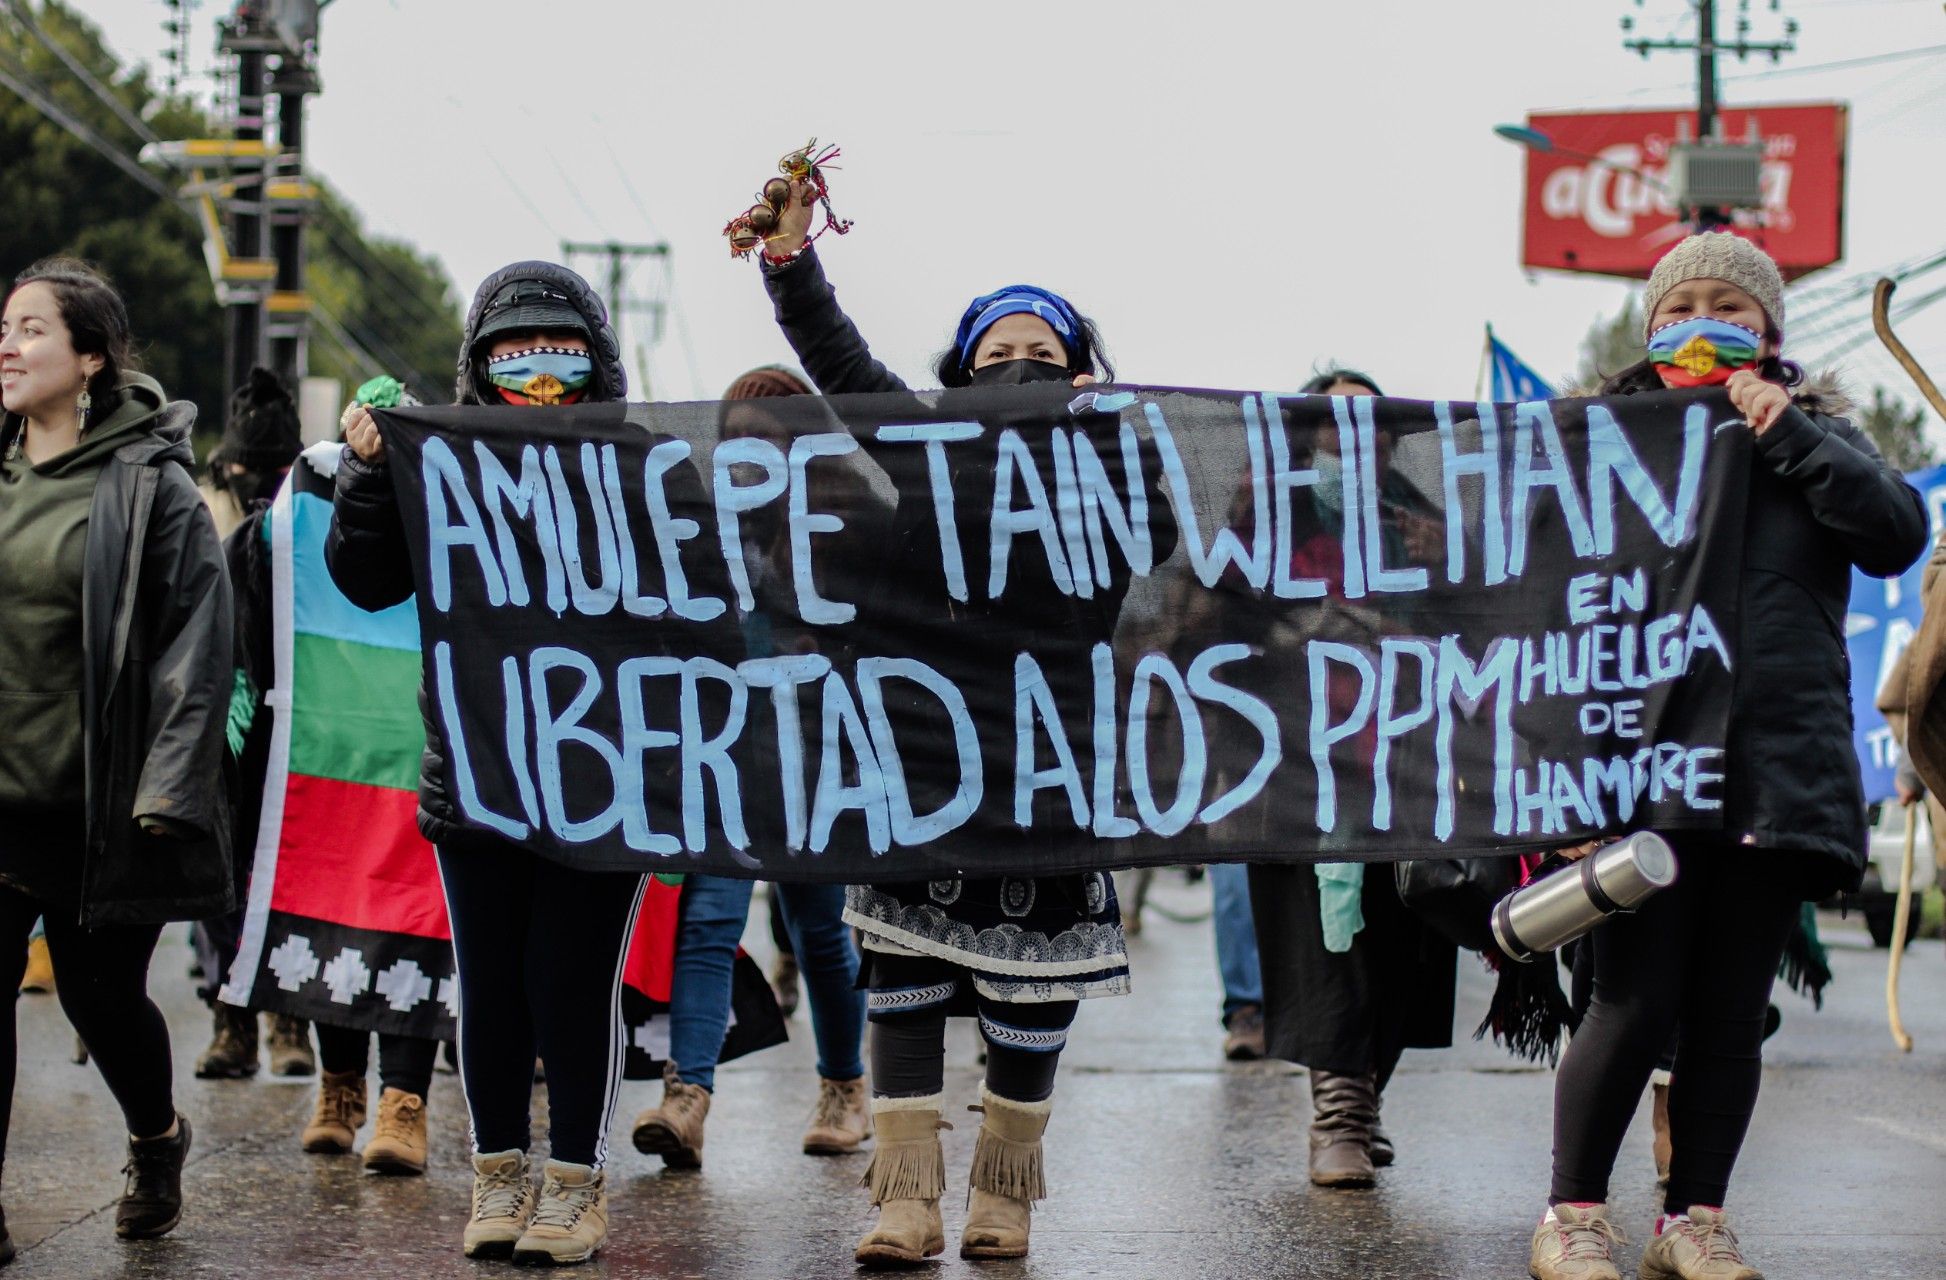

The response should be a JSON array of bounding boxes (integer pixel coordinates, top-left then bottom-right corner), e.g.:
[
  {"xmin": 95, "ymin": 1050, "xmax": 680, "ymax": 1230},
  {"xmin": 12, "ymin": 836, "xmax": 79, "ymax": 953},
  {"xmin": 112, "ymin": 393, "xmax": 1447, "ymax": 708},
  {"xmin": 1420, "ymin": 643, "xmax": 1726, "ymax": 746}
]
[
  {"xmin": 213, "ymin": 366, "xmax": 303, "ymax": 471},
  {"xmin": 1642, "ymin": 233, "xmax": 1786, "ymax": 341},
  {"xmin": 723, "ymin": 366, "xmax": 812, "ymax": 400}
]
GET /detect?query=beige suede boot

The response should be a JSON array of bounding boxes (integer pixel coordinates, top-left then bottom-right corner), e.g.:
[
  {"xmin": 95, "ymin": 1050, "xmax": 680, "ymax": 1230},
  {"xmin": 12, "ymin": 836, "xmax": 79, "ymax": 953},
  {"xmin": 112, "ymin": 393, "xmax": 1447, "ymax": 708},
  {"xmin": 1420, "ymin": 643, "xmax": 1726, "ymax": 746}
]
[
  {"xmin": 511, "ymin": 1160, "xmax": 608, "ymax": 1266},
  {"xmin": 803, "ymin": 1075, "xmax": 872, "ymax": 1155},
  {"xmin": 631, "ymin": 1061, "xmax": 710, "ymax": 1169},
  {"xmin": 300, "ymin": 1070, "xmax": 367, "ymax": 1154},
  {"xmin": 362, "ymin": 1088, "xmax": 429, "ymax": 1175},
  {"xmin": 960, "ymin": 1086, "xmax": 1051, "ymax": 1261},
  {"xmin": 462, "ymin": 1149, "xmax": 535, "ymax": 1259},
  {"xmin": 854, "ymin": 1097, "xmax": 948, "ymax": 1269}
]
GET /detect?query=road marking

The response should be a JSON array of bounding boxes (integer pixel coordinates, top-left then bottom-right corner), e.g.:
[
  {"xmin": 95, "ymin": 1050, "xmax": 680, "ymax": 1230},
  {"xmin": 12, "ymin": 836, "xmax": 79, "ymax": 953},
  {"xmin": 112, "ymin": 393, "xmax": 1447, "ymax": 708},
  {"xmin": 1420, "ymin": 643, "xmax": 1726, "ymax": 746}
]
[{"xmin": 1859, "ymin": 1114, "xmax": 1946, "ymax": 1154}]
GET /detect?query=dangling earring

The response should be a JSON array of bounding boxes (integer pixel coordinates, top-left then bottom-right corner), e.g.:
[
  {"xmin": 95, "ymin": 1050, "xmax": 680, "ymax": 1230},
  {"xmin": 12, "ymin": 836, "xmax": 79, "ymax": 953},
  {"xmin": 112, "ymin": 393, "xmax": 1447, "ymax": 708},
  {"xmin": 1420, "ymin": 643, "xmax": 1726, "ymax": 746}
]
[{"xmin": 76, "ymin": 386, "xmax": 92, "ymax": 437}]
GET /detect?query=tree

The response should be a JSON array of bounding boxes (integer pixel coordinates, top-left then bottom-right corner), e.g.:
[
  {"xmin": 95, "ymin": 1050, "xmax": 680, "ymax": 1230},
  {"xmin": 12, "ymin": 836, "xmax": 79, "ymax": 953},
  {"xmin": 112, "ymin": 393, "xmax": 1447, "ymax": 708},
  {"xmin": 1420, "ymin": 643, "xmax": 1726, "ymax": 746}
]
[
  {"xmin": 0, "ymin": 1, "xmax": 460, "ymax": 446},
  {"xmin": 1858, "ymin": 386, "xmax": 1937, "ymax": 473},
  {"xmin": 1572, "ymin": 295, "xmax": 1644, "ymax": 393}
]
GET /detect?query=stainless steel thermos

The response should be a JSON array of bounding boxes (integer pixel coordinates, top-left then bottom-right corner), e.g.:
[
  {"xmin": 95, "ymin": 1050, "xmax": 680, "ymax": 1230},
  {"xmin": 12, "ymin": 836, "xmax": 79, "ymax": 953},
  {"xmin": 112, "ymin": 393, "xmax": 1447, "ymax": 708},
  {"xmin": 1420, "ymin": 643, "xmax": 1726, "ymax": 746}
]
[{"xmin": 1490, "ymin": 832, "xmax": 1678, "ymax": 962}]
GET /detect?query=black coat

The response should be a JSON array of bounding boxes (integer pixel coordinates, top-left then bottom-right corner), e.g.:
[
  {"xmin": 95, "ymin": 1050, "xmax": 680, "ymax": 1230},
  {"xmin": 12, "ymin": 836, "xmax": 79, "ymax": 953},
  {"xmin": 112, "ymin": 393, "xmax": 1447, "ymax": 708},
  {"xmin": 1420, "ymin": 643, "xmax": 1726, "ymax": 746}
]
[
  {"xmin": 325, "ymin": 260, "xmax": 631, "ymax": 847},
  {"xmin": 0, "ymin": 396, "xmax": 235, "ymax": 925},
  {"xmin": 1716, "ymin": 386, "xmax": 1926, "ymax": 893}
]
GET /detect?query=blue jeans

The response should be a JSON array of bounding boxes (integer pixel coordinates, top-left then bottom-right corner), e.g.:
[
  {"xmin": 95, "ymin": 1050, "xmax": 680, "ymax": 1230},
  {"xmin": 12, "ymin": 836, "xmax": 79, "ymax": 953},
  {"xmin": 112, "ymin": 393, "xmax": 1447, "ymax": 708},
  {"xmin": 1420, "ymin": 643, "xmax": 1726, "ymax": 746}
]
[
  {"xmin": 1209, "ymin": 863, "xmax": 1262, "ymax": 1020},
  {"xmin": 668, "ymin": 876, "xmax": 865, "ymax": 1089}
]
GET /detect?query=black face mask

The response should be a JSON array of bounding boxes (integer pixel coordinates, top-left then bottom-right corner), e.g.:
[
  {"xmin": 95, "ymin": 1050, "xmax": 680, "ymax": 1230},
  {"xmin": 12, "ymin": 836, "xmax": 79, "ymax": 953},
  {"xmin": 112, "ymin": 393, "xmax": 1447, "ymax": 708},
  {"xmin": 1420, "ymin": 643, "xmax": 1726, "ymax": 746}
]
[{"xmin": 968, "ymin": 358, "xmax": 1074, "ymax": 387}]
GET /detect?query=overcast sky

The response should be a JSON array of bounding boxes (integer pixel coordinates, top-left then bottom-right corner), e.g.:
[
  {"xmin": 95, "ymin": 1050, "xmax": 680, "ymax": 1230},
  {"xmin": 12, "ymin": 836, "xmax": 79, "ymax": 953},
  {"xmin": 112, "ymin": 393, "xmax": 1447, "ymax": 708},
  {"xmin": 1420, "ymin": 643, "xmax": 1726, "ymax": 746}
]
[{"xmin": 79, "ymin": 0, "xmax": 1946, "ymax": 415}]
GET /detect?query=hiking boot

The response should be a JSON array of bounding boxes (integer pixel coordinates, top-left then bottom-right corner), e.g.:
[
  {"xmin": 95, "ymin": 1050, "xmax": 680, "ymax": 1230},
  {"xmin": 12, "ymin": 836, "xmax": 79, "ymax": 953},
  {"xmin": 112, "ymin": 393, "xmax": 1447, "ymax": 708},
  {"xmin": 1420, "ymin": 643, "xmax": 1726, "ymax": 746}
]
[
  {"xmin": 116, "ymin": 1112, "xmax": 191, "ymax": 1240},
  {"xmin": 1308, "ymin": 1071, "xmax": 1377, "ymax": 1188},
  {"xmin": 300, "ymin": 1070, "xmax": 368, "ymax": 1154},
  {"xmin": 1638, "ymin": 1207, "xmax": 1763, "ymax": 1280},
  {"xmin": 1529, "ymin": 1202, "xmax": 1624, "ymax": 1280},
  {"xmin": 194, "ymin": 1004, "xmax": 258, "ymax": 1079},
  {"xmin": 1223, "ymin": 1004, "xmax": 1266, "ymax": 1061},
  {"xmin": 770, "ymin": 949, "xmax": 801, "ymax": 1018},
  {"xmin": 265, "ymin": 1014, "xmax": 315, "ymax": 1077},
  {"xmin": 1371, "ymin": 1092, "xmax": 1395, "ymax": 1168},
  {"xmin": 803, "ymin": 1075, "xmax": 872, "ymax": 1155},
  {"xmin": 511, "ymin": 1160, "xmax": 607, "ymax": 1266},
  {"xmin": 463, "ymin": 1149, "xmax": 535, "ymax": 1260},
  {"xmin": 18, "ymin": 936, "xmax": 52, "ymax": 994},
  {"xmin": 855, "ymin": 1100, "xmax": 948, "ymax": 1269},
  {"xmin": 1651, "ymin": 1082, "xmax": 1673, "ymax": 1187},
  {"xmin": 362, "ymin": 1088, "xmax": 428, "ymax": 1175},
  {"xmin": 631, "ymin": 1061, "xmax": 709, "ymax": 1169}
]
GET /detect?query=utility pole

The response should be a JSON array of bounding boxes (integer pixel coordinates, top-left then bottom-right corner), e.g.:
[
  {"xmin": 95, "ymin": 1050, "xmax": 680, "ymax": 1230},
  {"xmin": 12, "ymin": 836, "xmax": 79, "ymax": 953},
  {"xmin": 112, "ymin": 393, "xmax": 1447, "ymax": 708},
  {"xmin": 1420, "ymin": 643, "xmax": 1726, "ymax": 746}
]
[
  {"xmin": 265, "ymin": 32, "xmax": 318, "ymax": 383},
  {"xmin": 192, "ymin": 2, "xmax": 320, "ymax": 404},
  {"xmin": 561, "ymin": 240, "xmax": 670, "ymax": 399},
  {"xmin": 217, "ymin": 7, "xmax": 270, "ymax": 398},
  {"xmin": 1621, "ymin": 0, "xmax": 1798, "ymax": 229}
]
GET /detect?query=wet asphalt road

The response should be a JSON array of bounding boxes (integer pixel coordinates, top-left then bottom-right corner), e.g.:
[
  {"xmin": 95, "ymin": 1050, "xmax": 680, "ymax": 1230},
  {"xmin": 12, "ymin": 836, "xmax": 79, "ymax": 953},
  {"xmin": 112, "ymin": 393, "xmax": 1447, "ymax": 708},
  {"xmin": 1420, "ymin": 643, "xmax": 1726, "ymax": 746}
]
[{"xmin": 7, "ymin": 878, "xmax": 1946, "ymax": 1279}]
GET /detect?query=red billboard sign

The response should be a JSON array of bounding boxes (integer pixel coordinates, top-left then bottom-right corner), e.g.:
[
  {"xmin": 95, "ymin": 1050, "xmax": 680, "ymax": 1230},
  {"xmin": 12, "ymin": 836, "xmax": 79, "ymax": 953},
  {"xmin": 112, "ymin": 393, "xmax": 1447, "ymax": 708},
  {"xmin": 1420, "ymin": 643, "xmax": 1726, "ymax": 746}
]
[{"xmin": 1519, "ymin": 102, "xmax": 1847, "ymax": 280}]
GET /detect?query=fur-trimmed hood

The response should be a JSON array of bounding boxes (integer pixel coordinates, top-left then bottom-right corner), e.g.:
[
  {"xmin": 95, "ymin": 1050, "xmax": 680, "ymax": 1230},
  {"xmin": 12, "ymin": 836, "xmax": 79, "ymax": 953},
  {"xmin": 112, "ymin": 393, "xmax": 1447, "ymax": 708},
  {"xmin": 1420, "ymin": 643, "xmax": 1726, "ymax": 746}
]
[{"xmin": 453, "ymin": 260, "xmax": 627, "ymax": 406}]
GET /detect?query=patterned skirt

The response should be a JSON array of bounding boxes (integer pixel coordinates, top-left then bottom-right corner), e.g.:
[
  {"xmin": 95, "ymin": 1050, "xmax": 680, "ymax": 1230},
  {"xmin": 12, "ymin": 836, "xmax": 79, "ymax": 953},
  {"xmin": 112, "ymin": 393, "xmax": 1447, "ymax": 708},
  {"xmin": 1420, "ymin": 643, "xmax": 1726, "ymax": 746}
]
[{"xmin": 843, "ymin": 872, "xmax": 1131, "ymax": 1004}]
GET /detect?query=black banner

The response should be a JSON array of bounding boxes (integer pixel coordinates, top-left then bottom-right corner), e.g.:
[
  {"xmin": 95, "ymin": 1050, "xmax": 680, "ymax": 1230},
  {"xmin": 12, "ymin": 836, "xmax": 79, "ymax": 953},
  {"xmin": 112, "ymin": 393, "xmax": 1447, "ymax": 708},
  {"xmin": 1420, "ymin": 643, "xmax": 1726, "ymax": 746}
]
[{"xmin": 374, "ymin": 383, "xmax": 1749, "ymax": 880}]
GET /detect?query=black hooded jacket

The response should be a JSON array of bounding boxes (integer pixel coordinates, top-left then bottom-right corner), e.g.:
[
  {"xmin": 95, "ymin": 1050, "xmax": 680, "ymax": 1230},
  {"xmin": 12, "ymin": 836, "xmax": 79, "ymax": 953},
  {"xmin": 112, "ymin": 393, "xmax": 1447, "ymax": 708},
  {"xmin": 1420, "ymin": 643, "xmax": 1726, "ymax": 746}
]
[
  {"xmin": 324, "ymin": 260, "xmax": 626, "ymax": 845},
  {"xmin": 1714, "ymin": 382, "xmax": 1926, "ymax": 893}
]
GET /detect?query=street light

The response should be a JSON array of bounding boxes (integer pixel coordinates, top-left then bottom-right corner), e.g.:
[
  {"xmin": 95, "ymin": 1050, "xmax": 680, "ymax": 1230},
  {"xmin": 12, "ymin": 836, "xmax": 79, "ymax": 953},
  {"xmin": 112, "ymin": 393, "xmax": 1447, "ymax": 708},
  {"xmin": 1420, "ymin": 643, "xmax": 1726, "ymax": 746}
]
[
  {"xmin": 1492, "ymin": 121, "xmax": 1751, "ymax": 232},
  {"xmin": 1492, "ymin": 122, "xmax": 1670, "ymax": 191}
]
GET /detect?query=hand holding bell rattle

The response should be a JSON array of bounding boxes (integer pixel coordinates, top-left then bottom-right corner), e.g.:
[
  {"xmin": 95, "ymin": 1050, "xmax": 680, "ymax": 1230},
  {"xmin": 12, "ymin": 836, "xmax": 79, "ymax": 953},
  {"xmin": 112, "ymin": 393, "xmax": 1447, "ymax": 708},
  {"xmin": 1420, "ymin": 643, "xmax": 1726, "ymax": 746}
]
[{"xmin": 723, "ymin": 139, "xmax": 853, "ymax": 261}]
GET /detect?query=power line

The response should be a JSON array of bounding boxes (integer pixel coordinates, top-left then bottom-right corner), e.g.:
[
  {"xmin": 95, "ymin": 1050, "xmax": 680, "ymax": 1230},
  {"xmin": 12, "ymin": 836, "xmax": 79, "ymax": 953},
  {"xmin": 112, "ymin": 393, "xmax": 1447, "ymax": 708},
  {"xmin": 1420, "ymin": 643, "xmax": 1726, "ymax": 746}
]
[
  {"xmin": 3, "ymin": 0, "xmax": 159, "ymax": 145},
  {"xmin": 0, "ymin": 51, "xmax": 175, "ymax": 201},
  {"xmin": 1722, "ymin": 41, "xmax": 1946, "ymax": 81}
]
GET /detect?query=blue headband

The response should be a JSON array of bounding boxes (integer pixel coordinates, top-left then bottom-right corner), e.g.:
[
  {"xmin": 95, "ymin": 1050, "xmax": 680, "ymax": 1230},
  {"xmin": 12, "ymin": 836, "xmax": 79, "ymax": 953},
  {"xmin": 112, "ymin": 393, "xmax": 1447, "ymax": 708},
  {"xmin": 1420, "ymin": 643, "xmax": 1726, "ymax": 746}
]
[{"xmin": 953, "ymin": 285, "xmax": 1082, "ymax": 370}]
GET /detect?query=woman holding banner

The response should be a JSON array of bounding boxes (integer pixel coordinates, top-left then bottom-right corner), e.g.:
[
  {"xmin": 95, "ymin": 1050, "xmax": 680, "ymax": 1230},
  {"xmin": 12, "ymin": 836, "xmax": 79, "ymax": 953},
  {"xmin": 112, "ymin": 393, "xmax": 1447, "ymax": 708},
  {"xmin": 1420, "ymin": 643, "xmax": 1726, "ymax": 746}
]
[
  {"xmin": 1528, "ymin": 233, "xmax": 1927, "ymax": 1280},
  {"xmin": 1242, "ymin": 368, "xmax": 1460, "ymax": 1191},
  {"xmin": 743, "ymin": 174, "xmax": 1173, "ymax": 1268},
  {"xmin": 328, "ymin": 262, "xmax": 656, "ymax": 1267},
  {"xmin": 0, "ymin": 258, "xmax": 234, "ymax": 1254}
]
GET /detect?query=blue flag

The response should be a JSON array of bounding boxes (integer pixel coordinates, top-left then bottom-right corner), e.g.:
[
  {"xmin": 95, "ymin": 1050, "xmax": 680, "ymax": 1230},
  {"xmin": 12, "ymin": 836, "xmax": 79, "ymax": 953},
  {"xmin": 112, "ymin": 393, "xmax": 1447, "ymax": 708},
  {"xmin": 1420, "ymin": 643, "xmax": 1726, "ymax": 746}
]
[{"xmin": 1488, "ymin": 327, "xmax": 1557, "ymax": 402}]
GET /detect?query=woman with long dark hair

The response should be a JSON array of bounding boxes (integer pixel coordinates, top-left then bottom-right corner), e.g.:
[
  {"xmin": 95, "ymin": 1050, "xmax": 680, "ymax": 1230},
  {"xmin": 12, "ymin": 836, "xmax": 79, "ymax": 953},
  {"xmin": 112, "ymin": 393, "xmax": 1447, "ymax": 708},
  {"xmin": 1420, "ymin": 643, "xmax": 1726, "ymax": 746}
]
[
  {"xmin": 741, "ymin": 174, "xmax": 1172, "ymax": 1269},
  {"xmin": 1527, "ymin": 233, "xmax": 1927, "ymax": 1280},
  {"xmin": 0, "ymin": 257, "xmax": 234, "ymax": 1257}
]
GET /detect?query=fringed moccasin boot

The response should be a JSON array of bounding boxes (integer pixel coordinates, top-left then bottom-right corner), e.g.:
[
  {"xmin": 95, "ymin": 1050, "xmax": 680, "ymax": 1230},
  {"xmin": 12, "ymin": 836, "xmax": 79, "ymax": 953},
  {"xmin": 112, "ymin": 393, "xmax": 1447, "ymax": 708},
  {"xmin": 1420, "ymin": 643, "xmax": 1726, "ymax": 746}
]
[
  {"xmin": 960, "ymin": 1086, "xmax": 1051, "ymax": 1261},
  {"xmin": 854, "ymin": 1097, "xmax": 949, "ymax": 1269}
]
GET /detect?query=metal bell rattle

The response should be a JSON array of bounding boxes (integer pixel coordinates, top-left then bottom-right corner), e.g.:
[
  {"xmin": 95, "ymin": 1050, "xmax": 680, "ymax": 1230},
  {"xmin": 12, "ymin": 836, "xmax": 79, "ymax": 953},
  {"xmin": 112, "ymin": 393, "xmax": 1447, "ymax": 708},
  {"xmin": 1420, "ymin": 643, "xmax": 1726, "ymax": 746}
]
[{"xmin": 1490, "ymin": 831, "xmax": 1678, "ymax": 962}]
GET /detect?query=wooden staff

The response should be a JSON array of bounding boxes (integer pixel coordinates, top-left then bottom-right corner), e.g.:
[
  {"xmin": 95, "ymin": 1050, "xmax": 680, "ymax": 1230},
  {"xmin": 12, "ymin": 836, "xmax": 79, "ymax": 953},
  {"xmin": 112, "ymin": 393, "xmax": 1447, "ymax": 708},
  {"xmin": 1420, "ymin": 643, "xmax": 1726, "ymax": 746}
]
[
  {"xmin": 1872, "ymin": 278, "xmax": 1946, "ymax": 420},
  {"xmin": 1887, "ymin": 801, "xmax": 1917, "ymax": 1053}
]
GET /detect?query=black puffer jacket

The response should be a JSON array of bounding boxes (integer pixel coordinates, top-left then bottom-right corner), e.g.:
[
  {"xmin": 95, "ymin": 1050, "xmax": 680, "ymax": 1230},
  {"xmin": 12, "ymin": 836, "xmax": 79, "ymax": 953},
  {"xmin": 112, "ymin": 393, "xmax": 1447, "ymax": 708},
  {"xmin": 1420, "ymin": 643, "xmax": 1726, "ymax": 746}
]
[
  {"xmin": 0, "ymin": 381, "xmax": 235, "ymax": 924},
  {"xmin": 325, "ymin": 261, "xmax": 624, "ymax": 844},
  {"xmin": 1714, "ymin": 382, "xmax": 1925, "ymax": 893}
]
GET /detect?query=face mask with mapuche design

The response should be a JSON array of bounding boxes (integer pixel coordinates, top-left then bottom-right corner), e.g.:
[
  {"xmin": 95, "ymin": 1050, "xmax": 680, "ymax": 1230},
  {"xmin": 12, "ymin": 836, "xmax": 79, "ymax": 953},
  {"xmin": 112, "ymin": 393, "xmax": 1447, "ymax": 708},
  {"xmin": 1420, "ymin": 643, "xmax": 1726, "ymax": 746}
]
[
  {"xmin": 1647, "ymin": 317, "xmax": 1764, "ymax": 387},
  {"xmin": 486, "ymin": 347, "xmax": 594, "ymax": 405}
]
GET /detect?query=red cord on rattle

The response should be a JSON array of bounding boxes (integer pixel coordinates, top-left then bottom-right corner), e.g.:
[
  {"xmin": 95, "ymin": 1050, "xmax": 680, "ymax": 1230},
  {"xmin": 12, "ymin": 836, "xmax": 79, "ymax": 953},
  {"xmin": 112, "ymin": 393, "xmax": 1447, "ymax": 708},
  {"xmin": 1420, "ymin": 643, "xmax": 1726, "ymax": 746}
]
[{"xmin": 723, "ymin": 139, "xmax": 854, "ymax": 259}]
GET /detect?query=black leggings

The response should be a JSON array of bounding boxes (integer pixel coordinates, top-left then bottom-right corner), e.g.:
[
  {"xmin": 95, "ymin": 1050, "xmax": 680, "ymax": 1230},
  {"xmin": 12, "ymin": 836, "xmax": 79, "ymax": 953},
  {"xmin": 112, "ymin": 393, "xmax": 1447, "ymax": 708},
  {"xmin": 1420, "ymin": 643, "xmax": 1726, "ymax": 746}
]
[
  {"xmin": 866, "ymin": 953, "xmax": 1077, "ymax": 1104},
  {"xmin": 437, "ymin": 839, "xmax": 644, "ymax": 1168},
  {"xmin": 1551, "ymin": 845, "xmax": 1798, "ymax": 1213},
  {"xmin": 315, "ymin": 1022, "xmax": 439, "ymax": 1099},
  {"xmin": 0, "ymin": 885, "xmax": 175, "ymax": 1157}
]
